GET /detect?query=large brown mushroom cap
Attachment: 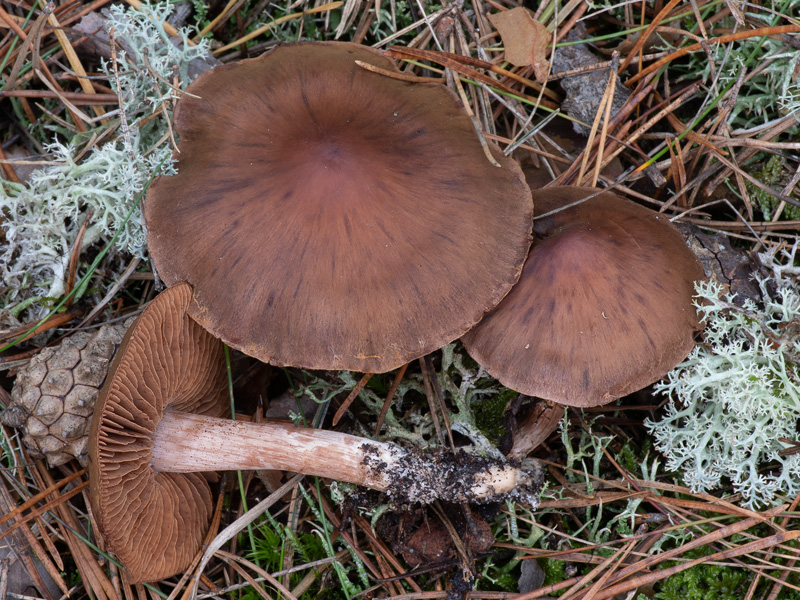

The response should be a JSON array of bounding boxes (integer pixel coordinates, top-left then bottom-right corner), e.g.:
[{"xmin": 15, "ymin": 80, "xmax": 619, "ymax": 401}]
[
  {"xmin": 462, "ymin": 186, "xmax": 706, "ymax": 407},
  {"xmin": 145, "ymin": 42, "xmax": 533, "ymax": 373},
  {"xmin": 88, "ymin": 283, "xmax": 227, "ymax": 584}
]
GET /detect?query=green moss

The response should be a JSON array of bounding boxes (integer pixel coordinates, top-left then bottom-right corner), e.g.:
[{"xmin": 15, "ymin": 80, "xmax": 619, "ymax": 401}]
[
  {"xmin": 655, "ymin": 557, "xmax": 749, "ymax": 600},
  {"xmin": 654, "ymin": 542, "xmax": 800, "ymax": 600},
  {"xmin": 541, "ymin": 558, "xmax": 567, "ymax": 596},
  {"xmin": 616, "ymin": 442, "xmax": 640, "ymax": 474},
  {"xmin": 475, "ymin": 557, "xmax": 519, "ymax": 592},
  {"xmin": 472, "ymin": 388, "xmax": 515, "ymax": 445},
  {"xmin": 747, "ymin": 154, "xmax": 800, "ymax": 221},
  {"xmin": 614, "ymin": 439, "xmax": 654, "ymax": 477}
]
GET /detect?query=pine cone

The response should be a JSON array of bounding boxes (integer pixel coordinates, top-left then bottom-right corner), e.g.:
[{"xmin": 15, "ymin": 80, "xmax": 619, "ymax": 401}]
[{"xmin": 1, "ymin": 321, "xmax": 129, "ymax": 467}]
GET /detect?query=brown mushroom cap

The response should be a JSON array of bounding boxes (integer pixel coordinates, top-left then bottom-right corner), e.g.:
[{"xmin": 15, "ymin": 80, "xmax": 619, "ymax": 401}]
[
  {"xmin": 88, "ymin": 283, "xmax": 227, "ymax": 584},
  {"xmin": 461, "ymin": 186, "xmax": 706, "ymax": 407},
  {"xmin": 145, "ymin": 41, "xmax": 533, "ymax": 373}
]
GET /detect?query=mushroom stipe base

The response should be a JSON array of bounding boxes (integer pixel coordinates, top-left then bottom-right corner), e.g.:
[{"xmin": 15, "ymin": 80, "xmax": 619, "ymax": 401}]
[{"xmin": 362, "ymin": 446, "xmax": 544, "ymax": 506}]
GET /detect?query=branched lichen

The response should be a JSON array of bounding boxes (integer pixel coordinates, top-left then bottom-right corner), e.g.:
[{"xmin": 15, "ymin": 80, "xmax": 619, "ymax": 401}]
[
  {"xmin": 646, "ymin": 244, "xmax": 800, "ymax": 508},
  {"xmin": 698, "ymin": 23, "xmax": 800, "ymax": 132},
  {"xmin": 0, "ymin": 2, "xmax": 210, "ymax": 327},
  {"xmin": 304, "ymin": 344, "xmax": 509, "ymax": 456}
]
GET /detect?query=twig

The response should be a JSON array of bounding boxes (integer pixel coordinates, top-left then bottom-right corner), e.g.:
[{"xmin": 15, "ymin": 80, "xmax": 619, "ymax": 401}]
[
  {"xmin": 76, "ymin": 257, "xmax": 142, "ymax": 328},
  {"xmin": 0, "ymin": 90, "xmax": 118, "ymax": 103},
  {"xmin": 617, "ymin": 0, "xmax": 682, "ymax": 73},
  {"xmin": 332, "ymin": 373, "xmax": 372, "ymax": 426},
  {"xmin": 627, "ymin": 24, "xmax": 800, "ymax": 86},
  {"xmin": 189, "ymin": 475, "xmax": 304, "ymax": 600},
  {"xmin": 374, "ymin": 363, "xmax": 408, "ymax": 435},
  {"xmin": 212, "ymin": 2, "xmax": 344, "ymax": 55},
  {"xmin": 41, "ymin": 0, "xmax": 106, "ymax": 120},
  {"xmin": 354, "ymin": 60, "xmax": 442, "ymax": 83},
  {"xmin": 124, "ymin": 0, "xmax": 195, "ymax": 43},
  {"xmin": 64, "ymin": 210, "xmax": 94, "ymax": 308}
]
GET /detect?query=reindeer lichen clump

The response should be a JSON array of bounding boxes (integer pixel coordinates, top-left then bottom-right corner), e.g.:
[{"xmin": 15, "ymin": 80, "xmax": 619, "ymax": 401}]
[
  {"xmin": 0, "ymin": 2, "xmax": 210, "ymax": 328},
  {"xmin": 648, "ymin": 244, "xmax": 800, "ymax": 508}
]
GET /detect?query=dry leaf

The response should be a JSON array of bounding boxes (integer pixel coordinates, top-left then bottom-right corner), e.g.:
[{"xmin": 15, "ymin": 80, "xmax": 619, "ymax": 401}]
[{"xmin": 489, "ymin": 7, "xmax": 550, "ymax": 81}]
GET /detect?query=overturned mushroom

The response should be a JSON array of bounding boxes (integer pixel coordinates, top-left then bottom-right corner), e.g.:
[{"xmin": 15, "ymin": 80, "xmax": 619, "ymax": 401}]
[
  {"xmin": 145, "ymin": 41, "xmax": 533, "ymax": 373},
  {"xmin": 89, "ymin": 283, "xmax": 542, "ymax": 583},
  {"xmin": 462, "ymin": 186, "xmax": 706, "ymax": 407}
]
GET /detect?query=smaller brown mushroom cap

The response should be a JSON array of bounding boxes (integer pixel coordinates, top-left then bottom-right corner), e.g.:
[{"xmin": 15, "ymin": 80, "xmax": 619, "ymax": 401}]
[{"xmin": 462, "ymin": 186, "xmax": 706, "ymax": 407}]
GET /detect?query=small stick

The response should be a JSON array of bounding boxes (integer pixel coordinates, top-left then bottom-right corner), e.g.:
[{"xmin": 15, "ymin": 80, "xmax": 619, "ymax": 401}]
[
  {"xmin": 547, "ymin": 60, "xmax": 615, "ymax": 82},
  {"xmin": 43, "ymin": 0, "xmax": 106, "ymax": 121},
  {"xmin": 34, "ymin": 69, "xmax": 102, "ymax": 125},
  {"xmin": 76, "ymin": 257, "xmax": 142, "ymax": 328},
  {"xmin": 387, "ymin": 45, "xmax": 560, "ymax": 104},
  {"xmin": 64, "ymin": 209, "xmax": 94, "ymax": 308},
  {"xmin": 627, "ymin": 24, "xmax": 800, "ymax": 86},
  {"xmin": 0, "ymin": 308, "xmax": 82, "ymax": 346},
  {"xmin": 332, "ymin": 372, "xmax": 372, "ymax": 426},
  {"xmin": 425, "ymin": 355, "xmax": 455, "ymax": 453},
  {"xmin": 0, "ymin": 482, "xmax": 88, "ymax": 546},
  {"xmin": 355, "ymin": 60, "xmax": 442, "ymax": 83},
  {"xmin": 0, "ymin": 90, "xmax": 118, "ymax": 103},
  {"xmin": 0, "ymin": 468, "xmax": 87, "ymax": 531},
  {"xmin": 375, "ymin": 363, "xmax": 408, "ymax": 435},
  {"xmin": 449, "ymin": 64, "xmax": 501, "ymax": 167},
  {"xmin": 124, "ymin": 0, "xmax": 193, "ymax": 43},
  {"xmin": 591, "ymin": 53, "xmax": 619, "ymax": 187},
  {"xmin": 109, "ymin": 29, "xmax": 133, "ymax": 160},
  {"xmin": 0, "ymin": 143, "xmax": 21, "ymax": 183},
  {"xmin": 617, "ymin": 0, "xmax": 682, "ymax": 73},
  {"xmin": 195, "ymin": 0, "xmax": 238, "ymax": 39},
  {"xmin": 212, "ymin": 2, "xmax": 344, "ymax": 55},
  {"xmin": 576, "ymin": 65, "xmax": 615, "ymax": 185},
  {"xmin": 419, "ymin": 357, "xmax": 445, "ymax": 446}
]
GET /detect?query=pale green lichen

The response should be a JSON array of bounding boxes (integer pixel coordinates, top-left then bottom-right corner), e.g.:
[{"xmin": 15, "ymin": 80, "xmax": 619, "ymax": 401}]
[
  {"xmin": 294, "ymin": 343, "xmax": 512, "ymax": 469},
  {"xmin": 647, "ymin": 244, "xmax": 800, "ymax": 508},
  {"xmin": 0, "ymin": 2, "xmax": 210, "ymax": 328},
  {"xmin": 778, "ymin": 50, "xmax": 800, "ymax": 124}
]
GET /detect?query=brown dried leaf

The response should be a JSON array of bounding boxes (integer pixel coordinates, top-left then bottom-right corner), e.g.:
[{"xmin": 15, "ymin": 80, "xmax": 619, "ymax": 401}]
[{"xmin": 489, "ymin": 8, "xmax": 550, "ymax": 80}]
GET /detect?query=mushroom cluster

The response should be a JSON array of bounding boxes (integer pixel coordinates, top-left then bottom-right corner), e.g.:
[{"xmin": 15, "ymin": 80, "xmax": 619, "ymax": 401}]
[
  {"xmin": 87, "ymin": 41, "xmax": 707, "ymax": 585},
  {"xmin": 91, "ymin": 40, "xmax": 540, "ymax": 584}
]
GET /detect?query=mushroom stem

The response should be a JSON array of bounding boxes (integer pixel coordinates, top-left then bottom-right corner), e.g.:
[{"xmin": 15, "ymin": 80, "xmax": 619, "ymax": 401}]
[
  {"xmin": 151, "ymin": 412, "xmax": 392, "ymax": 485},
  {"xmin": 151, "ymin": 411, "xmax": 540, "ymax": 504}
]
